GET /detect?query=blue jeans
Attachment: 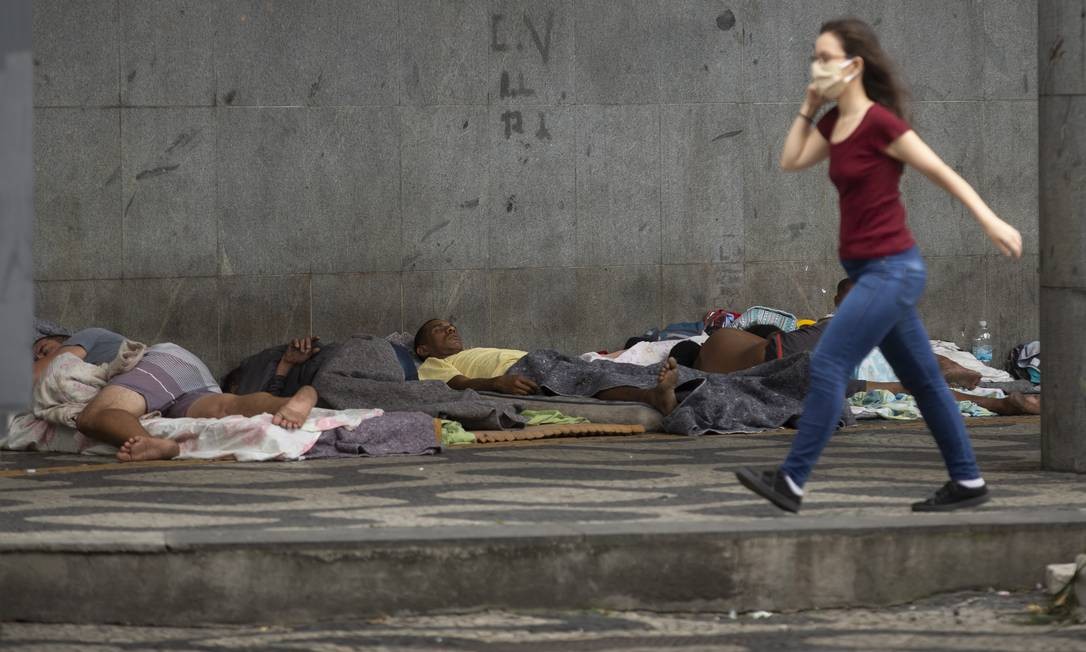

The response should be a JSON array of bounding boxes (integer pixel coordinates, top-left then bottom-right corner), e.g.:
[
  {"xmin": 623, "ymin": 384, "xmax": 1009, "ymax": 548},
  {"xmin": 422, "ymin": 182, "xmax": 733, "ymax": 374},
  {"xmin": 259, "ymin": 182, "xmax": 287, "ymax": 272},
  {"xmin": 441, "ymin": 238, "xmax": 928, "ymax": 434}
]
[{"xmin": 780, "ymin": 246, "xmax": 982, "ymax": 486}]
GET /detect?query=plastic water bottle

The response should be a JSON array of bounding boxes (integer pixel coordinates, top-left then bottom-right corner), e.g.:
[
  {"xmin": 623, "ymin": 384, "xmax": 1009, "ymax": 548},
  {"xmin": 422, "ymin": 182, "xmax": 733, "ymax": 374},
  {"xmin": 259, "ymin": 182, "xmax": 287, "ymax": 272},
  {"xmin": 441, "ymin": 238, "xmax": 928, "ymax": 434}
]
[{"xmin": 972, "ymin": 320, "xmax": 993, "ymax": 363}]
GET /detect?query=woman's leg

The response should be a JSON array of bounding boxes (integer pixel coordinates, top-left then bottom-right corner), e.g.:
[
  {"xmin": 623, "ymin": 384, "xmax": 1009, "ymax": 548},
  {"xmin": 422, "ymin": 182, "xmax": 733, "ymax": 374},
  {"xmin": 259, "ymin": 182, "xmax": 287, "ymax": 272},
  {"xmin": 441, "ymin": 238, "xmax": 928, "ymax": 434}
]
[
  {"xmin": 877, "ymin": 310, "xmax": 982, "ymax": 482},
  {"xmin": 777, "ymin": 267, "xmax": 911, "ymax": 487}
]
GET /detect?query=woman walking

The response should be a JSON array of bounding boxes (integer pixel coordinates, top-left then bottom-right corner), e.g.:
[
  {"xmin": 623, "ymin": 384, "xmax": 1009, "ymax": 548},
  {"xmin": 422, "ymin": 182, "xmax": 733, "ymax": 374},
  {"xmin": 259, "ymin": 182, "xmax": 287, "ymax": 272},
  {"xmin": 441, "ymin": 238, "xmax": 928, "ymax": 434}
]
[{"xmin": 735, "ymin": 18, "xmax": 1022, "ymax": 513}]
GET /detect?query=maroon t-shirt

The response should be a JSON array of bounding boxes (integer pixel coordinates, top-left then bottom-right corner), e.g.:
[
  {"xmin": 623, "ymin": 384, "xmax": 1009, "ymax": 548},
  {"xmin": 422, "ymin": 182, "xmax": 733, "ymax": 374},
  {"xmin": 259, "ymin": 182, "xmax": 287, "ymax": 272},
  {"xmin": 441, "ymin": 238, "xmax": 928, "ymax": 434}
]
[{"xmin": 817, "ymin": 102, "xmax": 915, "ymax": 260}]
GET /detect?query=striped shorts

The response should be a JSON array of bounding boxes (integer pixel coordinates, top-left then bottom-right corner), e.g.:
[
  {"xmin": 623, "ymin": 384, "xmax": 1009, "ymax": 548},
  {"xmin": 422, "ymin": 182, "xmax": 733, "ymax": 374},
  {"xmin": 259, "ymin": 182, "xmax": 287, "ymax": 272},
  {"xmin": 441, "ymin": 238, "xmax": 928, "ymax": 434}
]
[{"xmin": 108, "ymin": 343, "xmax": 222, "ymax": 418}]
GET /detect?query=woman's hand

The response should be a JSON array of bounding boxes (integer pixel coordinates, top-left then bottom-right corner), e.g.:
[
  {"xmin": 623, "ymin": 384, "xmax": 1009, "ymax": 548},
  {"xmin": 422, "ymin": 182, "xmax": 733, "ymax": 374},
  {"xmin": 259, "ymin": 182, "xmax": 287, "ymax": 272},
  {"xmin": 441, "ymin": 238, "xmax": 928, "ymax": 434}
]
[
  {"xmin": 983, "ymin": 218, "xmax": 1023, "ymax": 258},
  {"xmin": 779, "ymin": 84, "xmax": 831, "ymax": 171},
  {"xmin": 802, "ymin": 82, "xmax": 824, "ymax": 117}
]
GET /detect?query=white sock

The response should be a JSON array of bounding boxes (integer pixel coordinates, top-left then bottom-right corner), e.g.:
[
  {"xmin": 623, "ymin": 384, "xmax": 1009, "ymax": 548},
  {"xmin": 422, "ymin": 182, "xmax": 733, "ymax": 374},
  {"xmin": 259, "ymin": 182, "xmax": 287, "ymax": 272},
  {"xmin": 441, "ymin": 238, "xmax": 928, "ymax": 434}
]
[
  {"xmin": 957, "ymin": 477, "xmax": 985, "ymax": 489},
  {"xmin": 784, "ymin": 474, "xmax": 805, "ymax": 496}
]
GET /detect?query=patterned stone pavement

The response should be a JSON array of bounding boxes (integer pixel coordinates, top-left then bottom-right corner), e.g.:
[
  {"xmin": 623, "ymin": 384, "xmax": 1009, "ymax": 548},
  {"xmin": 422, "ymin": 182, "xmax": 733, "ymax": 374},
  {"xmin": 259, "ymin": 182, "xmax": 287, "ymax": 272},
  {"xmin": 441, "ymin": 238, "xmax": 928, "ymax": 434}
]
[
  {"xmin": 2, "ymin": 590, "xmax": 1085, "ymax": 651},
  {"xmin": 0, "ymin": 416, "xmax": 1083, "ymax": 541}
]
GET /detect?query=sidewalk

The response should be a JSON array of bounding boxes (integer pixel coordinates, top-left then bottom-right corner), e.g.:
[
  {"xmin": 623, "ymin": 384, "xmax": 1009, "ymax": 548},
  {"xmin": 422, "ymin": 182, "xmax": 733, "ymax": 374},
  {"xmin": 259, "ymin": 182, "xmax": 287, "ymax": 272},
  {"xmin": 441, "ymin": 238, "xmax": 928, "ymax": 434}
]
[{"xmin": 3, "ymin": 416, "xmax": 1084, "ymax": 625}]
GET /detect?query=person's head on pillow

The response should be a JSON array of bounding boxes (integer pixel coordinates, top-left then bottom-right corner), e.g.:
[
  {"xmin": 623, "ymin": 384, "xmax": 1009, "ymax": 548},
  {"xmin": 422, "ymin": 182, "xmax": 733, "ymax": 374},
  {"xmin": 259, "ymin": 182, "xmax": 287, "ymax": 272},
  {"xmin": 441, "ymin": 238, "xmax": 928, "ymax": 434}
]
[
  {"xmin": 32, "ymin": 318, "xmax": 73, "ymax": 361},
  {"xmin": 414, "ymin": 319, "xmax": 464, "ymax": 360}
]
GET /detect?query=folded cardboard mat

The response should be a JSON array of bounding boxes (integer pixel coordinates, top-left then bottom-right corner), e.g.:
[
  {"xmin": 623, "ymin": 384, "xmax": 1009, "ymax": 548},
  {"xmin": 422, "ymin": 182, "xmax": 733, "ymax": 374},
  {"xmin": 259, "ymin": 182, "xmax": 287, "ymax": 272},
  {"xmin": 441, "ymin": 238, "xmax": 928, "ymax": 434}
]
[{"xmin": 472, "ymin": 423, "xmax": 646, "ymax": 443}]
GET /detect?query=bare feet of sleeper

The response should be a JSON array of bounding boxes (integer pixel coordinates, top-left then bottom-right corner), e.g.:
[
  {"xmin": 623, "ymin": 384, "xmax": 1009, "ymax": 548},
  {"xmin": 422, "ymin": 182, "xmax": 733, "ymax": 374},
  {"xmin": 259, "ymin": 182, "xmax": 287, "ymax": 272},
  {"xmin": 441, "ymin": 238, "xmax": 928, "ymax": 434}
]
[
  {"xmin": 273, "ymin": 385, "xmax": 319, "ymax": 429},
  {"xmin": 116, "ymin": 436, "xmax": 180, "ymax": 462},
  {"xmin": 937, "ymin": 355, "xmax": 983, "ymax": 390},
  {"xmin": 649, "ymin": 357, "xmax": 680, "ymax": 416},
  {"xmin": 1002, "ymin": 392, "xmax": 1041, "ymax": 416}
]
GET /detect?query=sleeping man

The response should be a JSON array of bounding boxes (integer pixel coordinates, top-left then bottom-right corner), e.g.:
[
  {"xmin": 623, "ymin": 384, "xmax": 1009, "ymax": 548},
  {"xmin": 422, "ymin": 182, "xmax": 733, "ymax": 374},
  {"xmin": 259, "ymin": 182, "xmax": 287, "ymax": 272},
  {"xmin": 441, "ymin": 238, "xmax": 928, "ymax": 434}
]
[
  {"xmin": 32, "ymin": 324, "xmax": 320, "ymax": 461},
  {"xmin": 412, "ymin": 319, "xmax": 682, "ymax": 415}
]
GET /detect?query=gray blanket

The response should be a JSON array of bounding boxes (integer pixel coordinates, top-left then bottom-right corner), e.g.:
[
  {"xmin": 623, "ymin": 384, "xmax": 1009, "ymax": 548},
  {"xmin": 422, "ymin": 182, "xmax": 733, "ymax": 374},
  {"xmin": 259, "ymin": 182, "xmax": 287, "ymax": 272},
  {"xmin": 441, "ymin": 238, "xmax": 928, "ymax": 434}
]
[
  {"xmin": 306, "ymin": 411, "xmax": 440, "ymax": 458},
  {"xmin": 508, "ymin": 349, "xmax": 850, "ymax": 435},
  {"xmin": 312, "ymin": 335, "xmax": 525, "ymax": 430}
]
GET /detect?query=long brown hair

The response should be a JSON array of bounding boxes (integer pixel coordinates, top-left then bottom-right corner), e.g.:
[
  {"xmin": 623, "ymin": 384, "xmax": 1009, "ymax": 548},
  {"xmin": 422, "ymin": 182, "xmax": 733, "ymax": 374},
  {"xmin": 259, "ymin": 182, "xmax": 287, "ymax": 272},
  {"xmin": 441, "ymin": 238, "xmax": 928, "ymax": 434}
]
[{"xmin": 820, "ymin": 18, "xmax": 909, "ymax": 120}]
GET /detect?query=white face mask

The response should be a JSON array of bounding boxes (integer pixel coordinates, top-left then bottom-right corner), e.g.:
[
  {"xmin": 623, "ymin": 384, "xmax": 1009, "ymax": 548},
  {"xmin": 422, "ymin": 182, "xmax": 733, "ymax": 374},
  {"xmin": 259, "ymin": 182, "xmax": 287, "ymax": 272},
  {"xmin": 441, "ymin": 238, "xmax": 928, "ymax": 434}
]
[{"xmin": 810, "ymin": 57, "xmax": 859, "ymax": 100}]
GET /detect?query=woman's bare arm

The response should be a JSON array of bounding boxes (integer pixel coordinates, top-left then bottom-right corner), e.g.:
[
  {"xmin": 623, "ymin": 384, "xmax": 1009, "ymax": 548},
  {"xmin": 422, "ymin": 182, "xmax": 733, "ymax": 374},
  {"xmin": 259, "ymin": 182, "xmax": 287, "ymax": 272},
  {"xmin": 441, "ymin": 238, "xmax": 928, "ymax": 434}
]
[
  {"xmin": 780, "ymin": 85, "xmax": 831, "ymax": 171},
  {"xmin": 886, "ymin": 131, "xmax": 1022, "ymax": 258}
]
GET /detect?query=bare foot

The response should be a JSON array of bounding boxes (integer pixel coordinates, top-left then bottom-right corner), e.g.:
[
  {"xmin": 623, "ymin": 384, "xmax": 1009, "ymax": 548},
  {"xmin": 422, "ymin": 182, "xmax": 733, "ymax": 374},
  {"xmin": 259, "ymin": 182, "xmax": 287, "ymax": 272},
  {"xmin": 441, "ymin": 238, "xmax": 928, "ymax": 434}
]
[
  {"xmin": 937, "ymin": 354, "xmax": 982, "ymax": 389},
  {"xmin": 649, "ymin": 357, "xmax": 680, "ymax": 416},
  {"xmin": 1003, "ymin": 392, "xmax": 1041, "ymax": 416},
  {"xmin": 116, "ymin": 436, "xmax": 180, "ymax": 462},
  {"xmin": 273, "ymin": 385, "xmax": 318, "ymax": 429}
]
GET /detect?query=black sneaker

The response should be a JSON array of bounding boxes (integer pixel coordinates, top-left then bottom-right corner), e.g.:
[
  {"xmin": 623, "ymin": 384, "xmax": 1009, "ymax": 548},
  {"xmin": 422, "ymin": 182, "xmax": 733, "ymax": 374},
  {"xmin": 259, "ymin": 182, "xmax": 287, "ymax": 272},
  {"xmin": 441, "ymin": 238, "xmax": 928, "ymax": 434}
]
[
  {"xmin": 735, "ymin": 467, "xmax": 802, "ymax": 513},
  {"xmin": 911, "ymin": 481, "xmax": 990, "ymax": 512}
]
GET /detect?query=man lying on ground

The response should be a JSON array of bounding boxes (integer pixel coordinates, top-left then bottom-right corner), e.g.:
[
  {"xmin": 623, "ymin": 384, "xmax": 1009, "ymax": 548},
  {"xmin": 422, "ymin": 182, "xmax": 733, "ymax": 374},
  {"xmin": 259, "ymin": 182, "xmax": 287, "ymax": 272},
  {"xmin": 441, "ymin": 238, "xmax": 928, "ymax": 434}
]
[
  {"xmin": 668, "ymin": 279, "xmax": 1039, "ymax": 416},
  {"xmin": 220, "ymin": 335, "xmax": 334, "ymax": 397},
  {"xmin": 32, "ymin": 326, "xmax": 320, "ymax": 462},
  {"xmin": 413, "ymin": 319, "xmax": 682, "ymax": 415}
]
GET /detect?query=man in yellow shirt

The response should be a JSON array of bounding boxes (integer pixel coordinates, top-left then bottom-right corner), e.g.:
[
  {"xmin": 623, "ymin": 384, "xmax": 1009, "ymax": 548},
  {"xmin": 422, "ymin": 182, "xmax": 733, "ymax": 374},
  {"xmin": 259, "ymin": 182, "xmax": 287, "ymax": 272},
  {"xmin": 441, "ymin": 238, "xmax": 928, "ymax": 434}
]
[
  {"xmin": 413, "ymin": 319, "xmax": 538, "ymax": 395},
  {"xmin": 414, "ymin": 319, "xmax": 680, "ymax": 414}
]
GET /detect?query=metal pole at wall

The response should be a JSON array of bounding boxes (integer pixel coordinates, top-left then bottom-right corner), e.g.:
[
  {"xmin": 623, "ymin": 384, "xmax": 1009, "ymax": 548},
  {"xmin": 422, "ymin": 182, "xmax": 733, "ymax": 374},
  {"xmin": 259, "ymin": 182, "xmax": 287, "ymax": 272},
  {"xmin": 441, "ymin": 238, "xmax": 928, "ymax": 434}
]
[
  {"xmin": 0, "ymin": 0, "xmax": 35, "ymax": 438},
  {"xmin": 1039, "ymin": 2, "xmax": 1086, "ymax": 473}
]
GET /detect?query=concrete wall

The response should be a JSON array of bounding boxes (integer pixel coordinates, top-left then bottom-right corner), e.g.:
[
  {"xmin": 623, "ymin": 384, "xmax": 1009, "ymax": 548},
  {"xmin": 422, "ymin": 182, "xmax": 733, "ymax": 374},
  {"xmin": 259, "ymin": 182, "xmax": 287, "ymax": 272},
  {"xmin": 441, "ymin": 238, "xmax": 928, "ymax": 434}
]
[
  {"xmin": 1, "ymin": 0, "xmax": 35, "ymax": 415},
  {"xmin": 32, "ymin": 0, "xmax": 1039, "ymax": 377}
]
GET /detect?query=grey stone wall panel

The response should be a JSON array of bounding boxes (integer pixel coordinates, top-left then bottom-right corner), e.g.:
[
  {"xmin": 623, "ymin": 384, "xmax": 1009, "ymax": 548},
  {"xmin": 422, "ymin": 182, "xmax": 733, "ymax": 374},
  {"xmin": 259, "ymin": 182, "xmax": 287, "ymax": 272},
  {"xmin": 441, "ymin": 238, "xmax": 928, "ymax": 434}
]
[
  {"xmin": 120, "ymin": 277, "xmax": 220, "ymax": 375},
  {"xmin": 873, "ymin": 0, "xmax": 984, "ymax": 102},
  {"xmin": 401, "ymin": 106, "xmax": 490, "ymax": 272},
  {"xmin": 660, "ymin": 263, "xmax": 746, "ymax": 327},
  {"xmin": 33, "ymin": 108, "xmax": 123, "ymax": 281},
  {"xmin": 214, "ymin": 0, "xmax": 400, "ymax": 107},
  {"xmin": 305, "ymin": 0, "xmax": 401, "ymax": 107},
  {"xmin": 120, "ymin": 0, "xmax": 215, "ymax": 106},
  {"xmin": 982, "ymin": 0, "xmax": 1038, "ymax": 101},
  {"xmin": 213, "ymin": 1, "xmax": 308, "ymax": 107},
  {"xmin": 573, "ymin": 265, "xmax": 659, "ymax": 353},
  {"xmin": 487, "ymin": 105, "xmax": 575, "ymax": 269},
  {"xmin": 573, "ymin": 0, "xmax": 663, "ymax": 105},
  {"xmin": 218, "ymin": 275, "xmax": 310, "ymax": 375},
  {"xmin": 1039, "ymin": 95, "xmax": 1086, "ymax": 288},
  {"xmin": 662, "ymin": 103, "xmax": 747, "ymax": 265},
  {"xmin": 1038, "ymin": 0, "xmax": 1085, "ymax": 96},
  {"xmin": 488, "ymin": 0, "xmax": 574, "ymax": 106},
  {"xmin": 487, "ymin": 267, "xmax": 576, "ymax": 353},
  {"xmin": 575, "ymin": 105, "xmax": 661, "ymax": 266},
  {"xmin": 312, "ymin": 273, "xmax": 403, "ymax": 346},
  {"xmin": 656, "ymin": 0, "xmax": 745, "ymax": 103},
  {"xmin": 307, "ymin": 107, "xmax": 402, "ymax": 274},
  {"xmin": 34, "ymin": 280, "xmax": 127, "ymax": 334},
  {"xmin": 216, "ymin": 108, "xmax": 310, "ymax": 276},
  {"xmin": 401, "ymin": 0, "xmax": 488, "ymax": 106},
  {"xmin": 402, "ymin": 269, "xmax": 490, "ymax": 347},
  {"xmin": 742, "ymin": 103, "xmax": 837, "ymax": 263},
  {"xmin": 33, "ymin": 0, "xmax": 119, "ymax": 107},
  {"xmin": 121, "ymin": 108, "xmax": 217, "ymax": 278}
]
